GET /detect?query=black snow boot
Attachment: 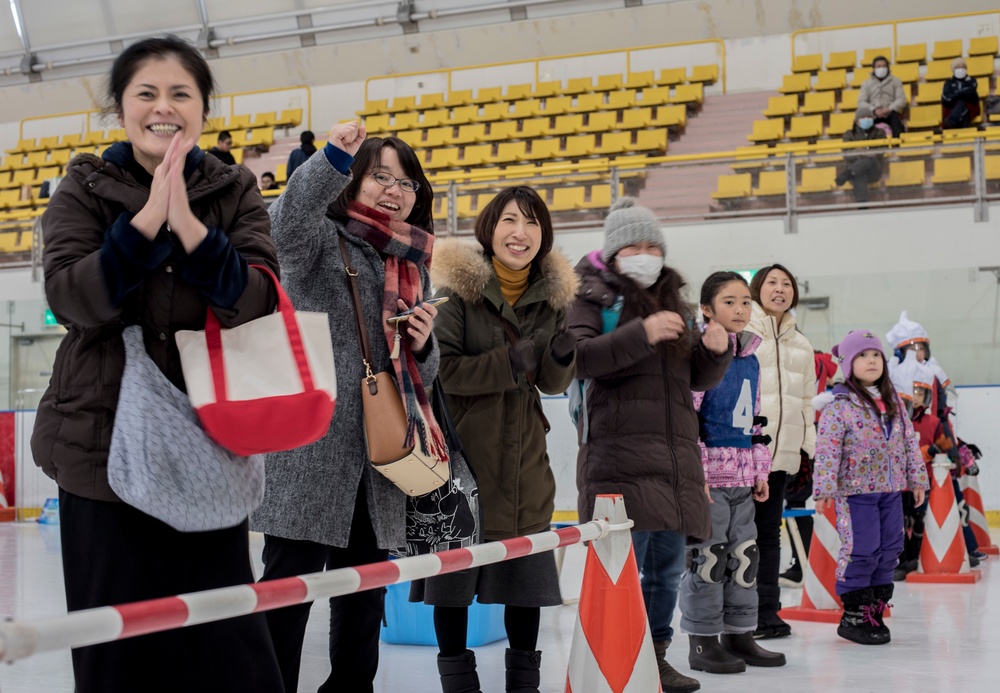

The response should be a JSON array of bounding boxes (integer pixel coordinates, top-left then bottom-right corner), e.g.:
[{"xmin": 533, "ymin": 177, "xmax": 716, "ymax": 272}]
[
  {"xmin": 720, "ymin": 632, "xmax": 787, "ymax": 667},
  {"xmin": 687, "ymin": 635, "xmax": 746, "ymax": 674},
  {"xmin": 653, "ymin": 640, "xmax": 701, "ymax": 692},
  {"xmin": 870, "ymin": 584, "xmax": 894, "ymax": 641},
  {"xmin": 505, "ymin": 648, "xmax": 541, "ymax": 693},
  {"xmin": 837, "ymin": 588, "xmax": 889, "ymax": 645},
  {"xmin": 438, "ymin": 649, "xmax": 482, "ymax": 693}
]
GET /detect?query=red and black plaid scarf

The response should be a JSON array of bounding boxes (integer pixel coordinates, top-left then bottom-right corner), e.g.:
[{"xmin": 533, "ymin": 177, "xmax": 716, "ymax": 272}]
[{"xmin": 344, "ymin": 201, "xmax": 448, "ymax": 464}]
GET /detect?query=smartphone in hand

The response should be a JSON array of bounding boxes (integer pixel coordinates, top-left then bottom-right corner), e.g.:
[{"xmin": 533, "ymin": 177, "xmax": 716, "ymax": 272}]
[{"xmin": 386, "ymin": 297, "xmax": 449, "ymax": 326}]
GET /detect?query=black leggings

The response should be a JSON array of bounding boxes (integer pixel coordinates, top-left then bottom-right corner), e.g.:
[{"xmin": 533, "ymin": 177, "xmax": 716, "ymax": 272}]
[{"xmin": 434, "ymin": 605, "xmax": 540, "ymax": 656}]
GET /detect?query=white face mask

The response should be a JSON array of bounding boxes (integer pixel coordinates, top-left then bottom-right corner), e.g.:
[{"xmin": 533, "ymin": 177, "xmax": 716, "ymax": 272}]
[
  {"xmin": 954, "ymin": 68, "xmax": 967, "ymax": 79},
  {"xmin": 874, "ymin": 67, "xmax": 889, "ymax": 79},
  {"xmin": 617, "ymin": 253, "xmax": 664, "ymax": 289}
]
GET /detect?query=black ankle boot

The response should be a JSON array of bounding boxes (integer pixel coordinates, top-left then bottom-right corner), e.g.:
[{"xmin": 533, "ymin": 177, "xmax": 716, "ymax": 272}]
[
  {"xmin": 505, "ymin": 648, "xmax": 541, "ymax": 693},
  {"xmin": 653, "ymin": 640, "xmax": 701, "ymax": 692},
  {"xmin": 837, "ymin": 588, "xmax": 888, "ymax": 645},
  {"xmin": 438, "ymin": 650, "xmax": 482, "ymax": 693},
  {"xmin": 687, "ymin": 635, "xmax": 746, "ymax": 674},
  {"xmin": 720, "ymin": 632, "xmax": 787, "ymax": 667},
  {"xmin": 870, "ymin": 584, "xmax": 893, "ymax": 641}
]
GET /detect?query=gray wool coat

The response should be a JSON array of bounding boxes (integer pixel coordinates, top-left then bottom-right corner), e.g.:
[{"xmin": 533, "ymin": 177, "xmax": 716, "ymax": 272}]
[{"xmin": 250, "ymin": 148, "xmax": 439, "ymax": 549}]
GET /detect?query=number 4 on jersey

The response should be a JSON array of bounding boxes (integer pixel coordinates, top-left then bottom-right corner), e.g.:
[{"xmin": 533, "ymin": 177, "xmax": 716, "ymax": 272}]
[{"xmin": 732, "ymin": 378, "xmax": 753, "ymax": 434}]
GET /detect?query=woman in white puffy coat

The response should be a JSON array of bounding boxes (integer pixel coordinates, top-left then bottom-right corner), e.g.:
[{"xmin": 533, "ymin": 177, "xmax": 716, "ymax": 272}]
[{"xmin": 746, "ymin": 264, "xmax": 817, "ymax": 639}]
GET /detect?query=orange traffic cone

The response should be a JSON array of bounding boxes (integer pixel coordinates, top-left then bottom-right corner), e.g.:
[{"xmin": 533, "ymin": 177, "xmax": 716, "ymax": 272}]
[
  {"xmin": 959, "ymin": 474, "xmax": 999, "ymax": 555},
  {"xmin": 0, "ymin": 470, "xmax": 13, "ymax": 522},
  {"xmin": 780, "ymin": 503, "xmax": 843, "ymax": 624},
  {"xmin": 908, "ymin": 459, "xmax": 981, "ymax": 584},
  {"xmin": 566, "ymin": 494, "xmax": 661, "ymax": 693}
]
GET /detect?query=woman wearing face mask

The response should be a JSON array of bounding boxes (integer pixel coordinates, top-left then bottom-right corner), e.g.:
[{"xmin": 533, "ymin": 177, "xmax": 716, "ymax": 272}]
[
  {"xmin": 858, "ymin": 56, "xmax": 906, "ymax": 136},
  {"xmin": 570, "ymin": 198, "xmax": 732, "ymax": 693},
  {"xmin": 835, "ymin": 104, "xmax": 887, "ymax": 204},
  {"xmin": 746, "ymin": 264, "xmax": 817, "ymax": 639},
  {"xmin": 941, "ymin": 57, "xmax": 981, "ymax": 129}
]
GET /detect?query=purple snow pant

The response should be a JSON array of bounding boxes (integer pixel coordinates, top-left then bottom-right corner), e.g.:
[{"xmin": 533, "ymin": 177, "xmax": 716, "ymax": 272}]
[{"xmin": 833, "ymin": 491, "xmax": 904, "ymax": 595}]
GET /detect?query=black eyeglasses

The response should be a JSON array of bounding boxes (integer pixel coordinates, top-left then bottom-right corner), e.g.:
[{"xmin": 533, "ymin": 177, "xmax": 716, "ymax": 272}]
[{"xmin": 369, "ymin": 171, "xmax": 420, "ymax": 193}]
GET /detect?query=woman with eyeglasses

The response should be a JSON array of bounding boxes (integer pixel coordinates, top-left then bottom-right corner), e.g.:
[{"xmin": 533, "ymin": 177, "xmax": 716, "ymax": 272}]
[{"xmin": 252, "ymin": 123, "xmax": 446, "ymax": 693}]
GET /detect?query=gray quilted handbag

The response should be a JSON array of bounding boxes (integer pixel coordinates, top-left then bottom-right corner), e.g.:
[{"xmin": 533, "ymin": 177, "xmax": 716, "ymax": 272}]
[{"xmin": 107, "ymin": 325, "xmax": 265, "ymax": 532}]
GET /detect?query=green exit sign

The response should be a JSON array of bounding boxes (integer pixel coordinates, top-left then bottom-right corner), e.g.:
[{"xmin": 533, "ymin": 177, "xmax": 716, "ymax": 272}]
[{"xmin": 44, "ymin": 308, "xmax": 58, "ymax": 327}]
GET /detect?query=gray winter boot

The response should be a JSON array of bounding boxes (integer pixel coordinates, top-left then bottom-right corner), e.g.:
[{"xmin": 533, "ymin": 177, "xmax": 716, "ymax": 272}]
[{"xmin": 653, "ymin": 640, "xmax": 701, "ymax": 692}]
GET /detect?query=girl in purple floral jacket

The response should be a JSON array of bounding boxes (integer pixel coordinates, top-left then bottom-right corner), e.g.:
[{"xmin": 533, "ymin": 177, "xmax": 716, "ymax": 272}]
[{"xmin": 813, "ymin": 330, "xmax": 928, "ymax": 647}]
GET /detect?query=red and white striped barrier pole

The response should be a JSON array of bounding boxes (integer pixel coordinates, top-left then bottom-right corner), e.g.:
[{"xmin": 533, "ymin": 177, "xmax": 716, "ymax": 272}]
[
  {"xmin": 0, "ymin": 518, "xmax": 611, "ymax": 664},
  {"xmin": 959, "ymin": 473, "xmax": 999, "ymax": 555}
]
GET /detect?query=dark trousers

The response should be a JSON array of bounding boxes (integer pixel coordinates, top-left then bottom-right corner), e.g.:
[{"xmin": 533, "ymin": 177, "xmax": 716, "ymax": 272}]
[
  {"xmin": 841, "ymin": 158, "xmax": 882, "ymax": 202},
  {"xmin": 876, "ymin": 111, "xmax": 905, "ymax": 137},
  {"xmin": 59, "ymin": 488, "xmax": 284, "ymax": 693},
  {"xmin": 753, "ymin": 470, "xmax": 787, "ymax": 616},
  {"xmin": 261, "ymin": 485, "xmax": 388, "ymax": 693},
  {"xmin": 835, "ymin": 492, "xmax": 904, "ymax": 594}
]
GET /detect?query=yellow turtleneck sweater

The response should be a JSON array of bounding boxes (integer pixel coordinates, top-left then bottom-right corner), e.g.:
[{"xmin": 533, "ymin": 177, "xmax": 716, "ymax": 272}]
[{"xmin": 492, "ymin": 257, "xmax": 531, "ymax": 307}]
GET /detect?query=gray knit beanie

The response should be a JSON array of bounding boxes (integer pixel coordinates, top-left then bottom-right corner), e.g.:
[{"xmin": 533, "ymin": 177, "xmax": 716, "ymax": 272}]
[{"xmin": 601, "ymin": 197, "xmax": 665, "ymax": 263}]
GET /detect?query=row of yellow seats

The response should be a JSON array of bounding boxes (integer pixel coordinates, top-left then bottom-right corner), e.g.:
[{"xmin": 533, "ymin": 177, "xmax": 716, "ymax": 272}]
[
  {"xmin": 362, "ymin": 87, "xmax": 701, "ymax": 132},
  {"xmin": 0, "ymin": 230, "xmax": 33, "ymax": 253},
  {"xmin": 778, "ymin": 57, "xmax": 995, "ymax": 96},
  {"xmin": 765, "ymin": 80, "xmax": 991, "ymax": 119},
  {"xmin": 360, "ymin": 67, "xmax": 718, "ymax": 115},
  {"xmin": 389, "ymin": 107, "xmax": 685, "ymax": 149},
  {"xmin": 415, "ymin": 131, "xmax": 667, "ymax": 170},
  {"xmin": 792, "ymin": 38, "xmax": 999, "ymax": 73},
  {"xmin": 431, "ymin": 182, "xmax": 624, "ymax": 220},
  {"xmin": 426, "ymin": 156, "xmax": 648, "ymax": 191},
  {"xmin": 7, "ymin": 129, "xmax": 126, "ymax": 156},
  {"xmin": 0, "ymin": 166, "xmax": 64, "ymax": 190},
  {"xmin": 713, "ymin": 155, "xmax": 1000, "ymax": 200},
  {"xmin": 0, "ymin": 186, "xmax": 45, "ymax": 210},
  {"xmin": 196, "ymin": 126, "xmax": 275, "ymax": 151}
]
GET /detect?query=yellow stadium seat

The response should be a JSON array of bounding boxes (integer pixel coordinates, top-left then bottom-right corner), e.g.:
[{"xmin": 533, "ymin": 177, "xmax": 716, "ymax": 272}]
[
  {"xmin": 0, "ymin": 155, "xmax": 20, "ymax": 171},
  {"xmin": 444, "ymin": 90, "xmax": 473, "ymax": 108},
  {"xmin": 778, "ymin": 73, "xmax": 811, "ymax": 94},
  {"xmin": 424, "ymin": 127, "xmax": 453, "ymax": 148},
  {"xmin": 248, "ymin": 127, "xmax": 274, "ymax": 147},
  {"xmin": 604, "ymin": 91, "xmax": 637, "ymax": 111},
  {"xmin": 481, "ymin": 121, "xmax": 517, "ymax": 141},
  {"xmin": 656, "ymin": 68, "xmax": 686, "ymax": 86},
  {"xmin": 226, "ymin": 114, "xmax": 251, "ymax": 129},
  {"xmin": 550, "ymin": 186, "xmax": 585, "ymax": 211},
  {"xmin": 496, "ymin": 141, "xmax": 527, "ymax": 163},
  {"xmin": 892, "ymin": 63, "xmax": 920, "ymax": 84},
  {"xmin": 477, "ymin": 103, "xmax": 509, "ymax": 122},
  {"xmin": 55, "ymin": 133, "xmax": 80, "ymax": 150},
  {"xmin": 564, "ymin": 77, "xmax": 593, "ymax": 95},
  {"xmin": 967, "ymin": 55, "xmax": 995, "ymax": 78},
  {"xmin": 456, "ymin": 195, "xmax": 476, "ymax": 218},
  {"xmin": 689, "ymin": 64, "xmax": 719, "ymax": 85},
  {"xmin": 108, "ymin": 128, "xmax": 127, "ymax": 143},
  {"xmin": 798, "ymin": 166, "xmax": 838, "ymax": 193},
  {"xmin": 670, "ymin": 84, "xmax": 704, "ymax": 105},
  {"xmin": 620, "ymin": 108, "xmax": 653, "ymax": 130},
  {"xmin": 850, "ymin": 69, "xmax": 872, "ymax": 88},
  {"xmin": 862, "ymin": 47, "xmax": 892, "ymax": 67},
  {"xmin": 421, "ymin": 108, "xmax": 450, "ymax": 128},
  {"xmin": 198, "ymin": 133, "xmax": 215, "ymax": 150},
  {"xmin": 638, "ymin": 86, "xmax": 671, "ymax": 107},
  {"xmin": 273, "ymin": 108, "xmax": 302, "ymax": 129},
  {"xmin": 792, "ymin": 54, "xmax": 822, "ymax": 73},
  {"xmin": 712, "ymin": 173, "xmax": 752, "ymax": 199},
  {"xmin": 827, "ymin": 51, "xmax": 857, "ymax": 71},
  {"xmin": 0, "ymin": 171, "xmax": 11, "ymax": 188},
  {"xmin": 565, "ymin": 135, "xmax": 597, "ymax": 157},
  {"xmin": 885, "ymin": 160, "xmax": 926, "ymax": 187},
  {"xmin": 364, "ymin": 114, "xmax": 391, "ymax": 133},
  {"xmin": 594, "ymin": 74, "xmax": 624, "ymax": 92},
  {"xmin": 359, "ymin": 99, "xmax": 388, "ymax": 116},
  {"xmin": 205, "ymin": 117, "xmax": 225, "ymax": 132},
  {"xmin": 523, "ymin": 138, "xmax": 562, "ymax": 161},
  {"xmin": 36, "ymin": 136, "xmax": 59, "ymax": 150},
  {"xmin": 764, "ymin": 95, "xmax": 799, "ymax": 118},
  {"xmin": 532, "ymin": 81, "xmax": 561, "ymax": 99},
  {"xmin": 252, "ymin": 112, "xmax": 277, "ymax": 127},
  {"xmin": 787, "ymin": 115, "xmax": 823, "ymax": 140},
  {"xmin": 932, "ymin": 40, "xmax": 963, "ymax": 61},
  {"xmin": 387, "ymin": 96, "xmax": 417, "ymax": 114},
  {"xmin": 826, "ymin": 112, "xmax": 856, "ymax": 137},
  {"xmin": 748, "ymin": 119, "xmax": 785, "ymax": 143},
  {"xmin": 7, "ymin": 138, "xmax": 35, "ymax": 155},
  {"xmin": 230, "ymin": 131, "xmax": 250, "ymax": 147},
  {"xmin": 580, "ymin": 111, "xmax": 618, "ymax": 133},
  {"xmin": 540, "ymin": 96, "xmax": 573, "ymax": 117},
  {"xmin": 432, "ymin": 196, "xmax": 448, "ymax": 220},
  {"xmin": 461, "ymin": 144, "xmax": 494, "ymax": 166},
  {"xmin": 504, "ymin": 84, "xmax": 532, "ymax": 101},
  {"xmin": 472, "ymin": 86, "xmax": 503, "ymax": 104},
  {"xmin": 969, "ymin": 36, "xmax": 999, "ymax": 57},
  {"xmin": 914, "ymin": 81, "xmax": 944, "ymax": 105},
  {"xmin": 986, "ymin": 155, "xmax": 1000, "ymax": 180},
  {"xmin": 552, "ymin": 114, "xmax": 585, "ymax": 135},
  {"xmin": 594, "ymin": 131, "xmax": 632, "ymax": 155},
  {"xmin": 425, "ymin": 147, "xmax": 460, "ymax": 169},
  {"xmin": 418, "ymin": 93, "xmax": 445, "ymax": 110},
  {"xmin": 396, "ymin": 129, "xmax": 423, "ymax": 147},
  {"xmin": 275, "ymin": 163, "xmax": 287, "ymax": 183},
  {"xmin": 753, "ymin": 170, "xmax": 787, "ymax": 197},
  {"xmin": 625, "ymin": 71, "xmax": 655, "ymax": 89},
  {"xmin": 520, "ymin": 118, "xmax": 549, "ymax": 139},
  {"xmin": 651, "ymin": 105, "xmax": 687, "ymax": 128},
  {"xmin": 814, "ymin": 70, "xmax": 847, "ymax": 91},
  {"xmin": 394, "ymin": 112, "xmax": 421, "ymax": 130},
  {"xmin": 509, "ymin": 99, "xmax": 542, "ymax": 119},
  {"xmin": 931, "ymin": 157, "xmax": 971, "ymax": 184},
  {"xmin": 897, "ymin": 131, "xmax": 939, "ymax": 158},
  {"xmin": 570, "ymin": 93, "xmax": 605, "ymax": 113},
  {"xmin": 924, "ymin": 61, "xmax": 953, "ymax": 82},
  {"xmin": 453, "ymin": 124, "xmax": 483, "ymax": 145},
  {"xmin": 801, "ymin": 91, "xmax": 836, "ymax": 115},
  {"xmin": 16, "ymin": 151, "xmax": 48, "ymax": 169},
  {"xmin": 48, "ymin": 150, "xmax": 70, "ymax": 167},
  {"xmin": 895, "ymin": 44, "xmax": 926, "ymax": 64},
  {"xmin": 11, "ymin": 169, "xmax": 35, "ymax": 186},
  {"xmin": 449, "ymin": 105, "xmax": 479, "ymax": 125},
  {"xmin": 839, "ymin": 89, "xmax": 859, "ymax": 111},
  {"xmin": 630, "ymin": 130, "xmax": 668, "ymax": 154},
  {"xmin": 907, "ymin": 105, "xmax": 941, "ymax": 130}
]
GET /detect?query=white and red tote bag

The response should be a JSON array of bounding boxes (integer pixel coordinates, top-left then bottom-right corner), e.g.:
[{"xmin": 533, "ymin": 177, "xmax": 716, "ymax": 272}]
[{"xmin": 175, "ymin": 265, "xmax": 336, "ymax": 455}]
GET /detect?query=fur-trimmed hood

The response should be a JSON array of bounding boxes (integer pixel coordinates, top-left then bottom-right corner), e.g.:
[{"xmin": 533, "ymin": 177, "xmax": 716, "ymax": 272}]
[{"xmin": 431, "ymin": 238, "xmax": 579, "ymax": 311}]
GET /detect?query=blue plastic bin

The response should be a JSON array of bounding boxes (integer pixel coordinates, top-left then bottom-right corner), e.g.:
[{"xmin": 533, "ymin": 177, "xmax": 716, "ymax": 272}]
[{"xmin": 380, "ymin": 581, "xmax": 507, "ymax": 646}]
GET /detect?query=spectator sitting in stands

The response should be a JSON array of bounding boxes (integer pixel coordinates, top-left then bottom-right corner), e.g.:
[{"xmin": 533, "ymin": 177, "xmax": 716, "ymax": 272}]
[
  {"xmin": 208, "ymin": 130, "xmax": 236, "ymax": 165},
  {"xmin": 859, "ymin": 56, "xmax": 906, "ymax": 137},
  {"xmin": 835, "ymin": 104, "xmax": 886, "ymax": 204},
  {"xmin": 259, "ymin": 171, "xmax": 279, "ymax": 191},
  {"xmin": 286, "ymin": 130, "xmax": 317, "ymax": 178},
  {"xmin": 941, "ymin": 58, "xmax": 980, "ymax": 129}
]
